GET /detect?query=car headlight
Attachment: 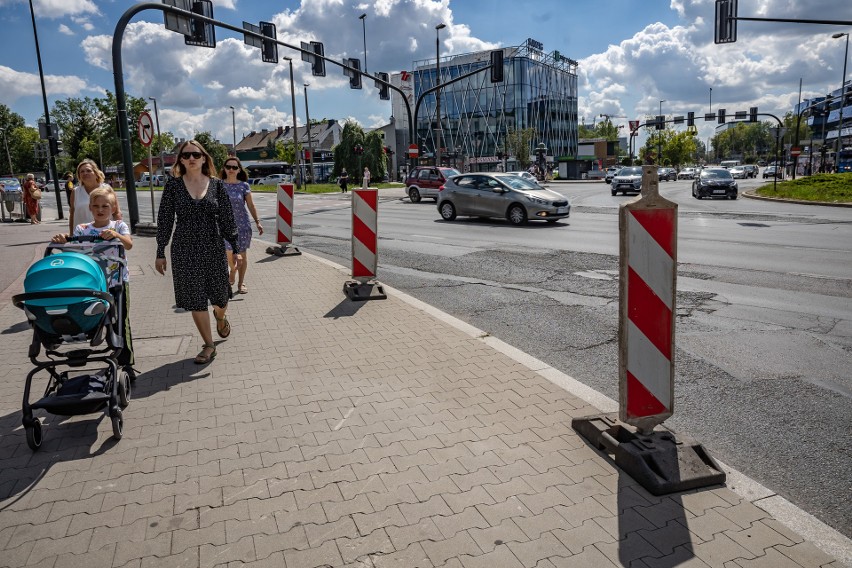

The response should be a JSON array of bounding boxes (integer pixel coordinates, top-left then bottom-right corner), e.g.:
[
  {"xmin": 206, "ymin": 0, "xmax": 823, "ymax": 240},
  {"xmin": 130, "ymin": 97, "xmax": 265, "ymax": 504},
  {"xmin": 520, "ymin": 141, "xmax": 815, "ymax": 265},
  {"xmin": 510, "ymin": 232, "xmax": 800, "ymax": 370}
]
[{"xmin": 524, "ymin": 195, "xmax": 550, "ymax": 205}]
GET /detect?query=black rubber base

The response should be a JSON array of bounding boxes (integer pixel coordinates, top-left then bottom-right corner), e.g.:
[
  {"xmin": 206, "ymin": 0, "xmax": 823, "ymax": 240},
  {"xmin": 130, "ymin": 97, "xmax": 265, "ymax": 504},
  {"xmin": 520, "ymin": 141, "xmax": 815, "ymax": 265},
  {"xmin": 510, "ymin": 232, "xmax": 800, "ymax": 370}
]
[
  {"xmin": 266, "ymin": 245, "xmax": 301, "ymax": 257},
  {"xmin": 572, "ymin": 413, "xmax": 726, "ymax": 495},
  {"xmin": 343, "ymin": 280, "xmax": 387, "ymax": 301}
]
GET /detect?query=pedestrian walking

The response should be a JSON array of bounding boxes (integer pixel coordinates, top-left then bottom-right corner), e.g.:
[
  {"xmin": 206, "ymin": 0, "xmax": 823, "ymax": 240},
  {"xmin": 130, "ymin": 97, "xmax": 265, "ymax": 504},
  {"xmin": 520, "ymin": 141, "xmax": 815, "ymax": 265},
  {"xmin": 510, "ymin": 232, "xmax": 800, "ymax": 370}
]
[
  {"xmin": 22, "ymin": 174, "xmax": 41, "ymax": 224},
  {"xmin": 339, "ymin": 168, "xmax": 349, "ymax": 193},
  {"xmin": 219, "ymin": 157, "xmax": 262, "ymax": 295},
  {"xmin": 69, "ymin": 159, "xmax": 123, "ymax": 234},
  {"xmin": 64, "ymin": 173, "xmax": 74, "ymax": 207},
  {"xmin": 155, "ymin": 140, "xmax": 242, "ymax": 365},
  {"xmin": 363, "ymin": 166, "xmax": 370, "ymax": 189}
]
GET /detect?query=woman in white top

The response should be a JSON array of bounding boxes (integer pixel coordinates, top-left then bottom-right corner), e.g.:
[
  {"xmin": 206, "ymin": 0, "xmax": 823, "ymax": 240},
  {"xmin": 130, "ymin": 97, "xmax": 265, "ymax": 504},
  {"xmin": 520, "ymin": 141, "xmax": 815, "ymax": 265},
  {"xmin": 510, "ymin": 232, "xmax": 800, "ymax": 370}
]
[{"xmin": 69, "ymin": 159, "xmax": 123, "ymax": 233}]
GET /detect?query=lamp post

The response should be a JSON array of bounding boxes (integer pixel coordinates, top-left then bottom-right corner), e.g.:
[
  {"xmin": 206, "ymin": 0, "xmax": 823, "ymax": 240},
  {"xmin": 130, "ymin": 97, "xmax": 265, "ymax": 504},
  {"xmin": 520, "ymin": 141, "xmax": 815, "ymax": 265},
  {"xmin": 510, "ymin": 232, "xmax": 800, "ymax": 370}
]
[
  {"xmin": 709, "ymin": 87, "xmax": 712, "ymax": 114},
  {"xmin": 832, "ymin": 32, "xmax": 849, "ymax": 167},
  {"xmin": 303, "ymin": 83, "xmax": 315, "ymax": 185},
  {"xmin": 285, "ymin": 57, "xmax": 301, "ymax": 189},
  {"xmin": 359, "ymin": 13, "xmax": 367, "ymax": 74},
  {"xmin": 148, "ymin": 97, "xmax": 164, "ymax": 178},
  {"xmin": 658, "ymin": 99, "xmax": 666, "ymax": 164},
  {"xmin": 28, "ymin": 0, "xmax": 62, "ymax": 219},
  {"xmin": 229, "ymin": 105, "xmax": 236, "ymax": 156},
  {"xmin": 435, "ymin": 23, "xmax": 446, "ymax": 167}
]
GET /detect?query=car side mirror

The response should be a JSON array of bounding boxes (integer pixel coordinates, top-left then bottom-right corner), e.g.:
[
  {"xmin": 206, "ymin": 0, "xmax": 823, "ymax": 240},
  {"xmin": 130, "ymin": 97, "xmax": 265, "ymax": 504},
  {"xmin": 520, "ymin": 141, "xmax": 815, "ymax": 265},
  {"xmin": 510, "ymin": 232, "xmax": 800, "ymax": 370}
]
[{"xmin": 492, "ymin": 187, "xmax": 505, "ymax": 193}]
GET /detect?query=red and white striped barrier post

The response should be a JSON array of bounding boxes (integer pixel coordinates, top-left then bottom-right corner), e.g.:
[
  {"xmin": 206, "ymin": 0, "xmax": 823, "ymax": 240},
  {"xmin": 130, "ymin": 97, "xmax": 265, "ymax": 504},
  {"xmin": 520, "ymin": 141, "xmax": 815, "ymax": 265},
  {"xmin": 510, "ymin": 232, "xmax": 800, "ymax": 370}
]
[
  {"xmin": 266, "ymin": 183, "xmax": 301, "ymax": 256},
  {"xmin": 619, "ymin": 165, "xmax": 676, "ymax": 433},
  {"xmin": 344, "ymin": 187, "xmax": 386, "ymax": 300},
  {"xmin": 571, "ymin": 165, "xmax": 724, "ymax": 495}
]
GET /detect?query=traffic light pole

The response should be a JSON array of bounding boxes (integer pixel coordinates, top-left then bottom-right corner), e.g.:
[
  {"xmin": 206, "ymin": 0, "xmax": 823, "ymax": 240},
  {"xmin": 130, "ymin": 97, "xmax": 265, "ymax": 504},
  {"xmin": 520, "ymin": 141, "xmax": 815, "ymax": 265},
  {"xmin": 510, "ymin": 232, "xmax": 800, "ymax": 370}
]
[{"xmin": 112, "ymin": 2, "xmax": 414, "ymax": 231}]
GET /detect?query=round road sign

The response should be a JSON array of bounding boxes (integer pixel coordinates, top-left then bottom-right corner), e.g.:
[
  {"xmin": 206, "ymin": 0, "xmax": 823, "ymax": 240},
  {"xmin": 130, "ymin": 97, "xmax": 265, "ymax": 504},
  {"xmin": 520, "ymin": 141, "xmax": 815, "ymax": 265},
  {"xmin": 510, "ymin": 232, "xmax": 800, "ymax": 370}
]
[
  {"xmin": 137, "ymin": 112, "xmax": 154, "ymax": 147},
  {"xmin": 407, "ymin": 143, "xmax": 418, "ymax": 158}
]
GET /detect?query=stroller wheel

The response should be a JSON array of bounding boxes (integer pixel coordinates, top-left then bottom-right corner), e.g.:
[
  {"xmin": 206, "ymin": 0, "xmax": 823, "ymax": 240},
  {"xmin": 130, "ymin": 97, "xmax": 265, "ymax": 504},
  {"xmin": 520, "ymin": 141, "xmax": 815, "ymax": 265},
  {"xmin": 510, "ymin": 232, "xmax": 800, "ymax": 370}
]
[
  {"xmin": 25, "ymin": 418, "xmax": 43, "ymax": 451},
  {"xmin": 111, "ymin": 408, "xmax": 123, "ymax": 440},
  {"xmin": 117, "ymin": 370, "xmax": 131, "ymax": 409}
]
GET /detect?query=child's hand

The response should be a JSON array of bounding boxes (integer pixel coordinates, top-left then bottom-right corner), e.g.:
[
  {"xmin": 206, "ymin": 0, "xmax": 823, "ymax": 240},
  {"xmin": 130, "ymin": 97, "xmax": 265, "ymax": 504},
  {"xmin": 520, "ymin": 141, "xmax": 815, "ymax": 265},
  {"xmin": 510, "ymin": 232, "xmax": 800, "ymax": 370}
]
[
  {"xmin": 100, "ymin": 229, "xmax": 117, "ymax": 240},
  {"xmin": 51, "ymin": 233, "xmax": 68, "ymax": 243}
]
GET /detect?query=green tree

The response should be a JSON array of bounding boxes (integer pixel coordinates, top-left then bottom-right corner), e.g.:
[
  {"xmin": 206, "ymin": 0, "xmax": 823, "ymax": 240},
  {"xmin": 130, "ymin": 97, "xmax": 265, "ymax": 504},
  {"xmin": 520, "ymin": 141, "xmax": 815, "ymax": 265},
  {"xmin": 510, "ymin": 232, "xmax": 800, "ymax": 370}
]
[
  {"xmin": 192, "ymin": 131, "xmax": 229, "ymax": 174},
  {"xmin": 505, "ymin": 127, "xmax": 536, "ymax": 169},
  {"xmin": 8, "ymin": 126, "xmax": 43, "ymax": 177},
  {"xmin": 333, "ymin": 121, "xmax": 366, "ymax": 181},
  {"xmin": 0, "ymin": 105, "xmax": 29, "ymax": 175}
]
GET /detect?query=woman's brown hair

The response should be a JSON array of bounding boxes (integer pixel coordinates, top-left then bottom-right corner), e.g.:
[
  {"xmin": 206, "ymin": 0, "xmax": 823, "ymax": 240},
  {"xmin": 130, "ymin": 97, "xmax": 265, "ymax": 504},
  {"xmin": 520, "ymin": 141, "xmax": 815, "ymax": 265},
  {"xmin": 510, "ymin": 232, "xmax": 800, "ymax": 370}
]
[
  {"xmin": 172, "ymin": 139, "xmax": 216, "ymax": 178},
  {"xmin": 219, "ymin": 156, "xmax": 248, "ymax": 182}
]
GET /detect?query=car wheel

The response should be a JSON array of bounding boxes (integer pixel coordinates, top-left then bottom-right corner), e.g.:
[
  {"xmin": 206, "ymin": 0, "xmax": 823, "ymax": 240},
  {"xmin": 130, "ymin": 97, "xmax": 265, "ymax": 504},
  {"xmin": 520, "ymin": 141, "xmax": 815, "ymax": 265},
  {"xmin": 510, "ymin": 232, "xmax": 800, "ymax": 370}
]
[
  {"xmin": 409, "ymin": 187, "xmax": 422, "ymax": 203},
  {"xmin": 611, "ymin": 189, "xmax": 617, "ymax": 196},
  {"xmin": 439, "ymin": 201, "xmax": 456, "ymax": 221},
  {"xmin": 507, "ymin": 204, "xmax": 527, "ymax": 225},
  {"xmin": 730, "ymin": 193, "xmax": 738, "ymax": 200}
]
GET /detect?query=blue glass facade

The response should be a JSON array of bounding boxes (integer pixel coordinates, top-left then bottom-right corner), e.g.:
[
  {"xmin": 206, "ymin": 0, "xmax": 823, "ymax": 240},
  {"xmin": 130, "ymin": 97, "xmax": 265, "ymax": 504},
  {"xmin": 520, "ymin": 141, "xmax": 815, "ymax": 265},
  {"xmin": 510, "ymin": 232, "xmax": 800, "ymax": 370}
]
[{"xmin": 400, "ymin": 44, "xmax": 578, "ymax": 170}]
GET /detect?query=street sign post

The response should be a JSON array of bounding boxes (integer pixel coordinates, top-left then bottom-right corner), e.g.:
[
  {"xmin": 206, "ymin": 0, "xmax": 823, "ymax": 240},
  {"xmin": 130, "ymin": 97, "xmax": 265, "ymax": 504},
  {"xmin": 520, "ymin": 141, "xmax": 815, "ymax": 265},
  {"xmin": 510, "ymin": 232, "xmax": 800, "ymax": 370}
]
[{"xmin": 138, "ymin": 111, "xmax": 155, "ymax": 223}]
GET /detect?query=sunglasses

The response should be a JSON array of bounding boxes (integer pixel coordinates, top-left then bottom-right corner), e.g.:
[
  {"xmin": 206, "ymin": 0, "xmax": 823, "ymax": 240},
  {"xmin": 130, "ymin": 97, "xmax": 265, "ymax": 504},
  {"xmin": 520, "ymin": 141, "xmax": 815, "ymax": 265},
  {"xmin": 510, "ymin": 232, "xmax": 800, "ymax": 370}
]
[
  {"xmin": 224, "ymin": 164, "xmax": 240, "ymax": 170},
  {"xmin": 180, "ymin": 151, "xmax": 203, "ymax": 160}
]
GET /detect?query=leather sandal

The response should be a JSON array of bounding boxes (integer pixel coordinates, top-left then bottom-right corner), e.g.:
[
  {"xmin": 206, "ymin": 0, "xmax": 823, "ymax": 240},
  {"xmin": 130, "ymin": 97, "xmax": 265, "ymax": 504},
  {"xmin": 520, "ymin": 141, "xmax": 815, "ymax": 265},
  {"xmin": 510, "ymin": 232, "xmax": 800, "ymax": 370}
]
[
  {"xmin": 215, "ymin": 313, "xmax": 231, "ymax": 338},
  {"xmin": 194, "ymin": 343, "xmax": 216, "ymax": 364},
  {"xmin": 238, "ymin": 283, "xmax": 247, "ymax": 294}
]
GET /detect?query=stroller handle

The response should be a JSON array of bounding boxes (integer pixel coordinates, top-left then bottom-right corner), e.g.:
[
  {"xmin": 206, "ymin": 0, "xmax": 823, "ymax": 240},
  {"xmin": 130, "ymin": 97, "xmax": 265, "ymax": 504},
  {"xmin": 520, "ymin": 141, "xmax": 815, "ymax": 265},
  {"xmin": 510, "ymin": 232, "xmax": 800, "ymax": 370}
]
[{"xmin": 12, "ymin": 289, "xmax": 115, "ymax": 310}]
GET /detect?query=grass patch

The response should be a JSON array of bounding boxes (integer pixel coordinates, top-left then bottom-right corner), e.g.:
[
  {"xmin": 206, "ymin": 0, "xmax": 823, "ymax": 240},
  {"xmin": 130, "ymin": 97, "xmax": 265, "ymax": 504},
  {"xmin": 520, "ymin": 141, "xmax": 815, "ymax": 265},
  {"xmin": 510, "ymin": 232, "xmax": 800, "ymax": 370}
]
[{"xmin": 754, "ymin": 173, "xmax": 852, "ymax": 203}]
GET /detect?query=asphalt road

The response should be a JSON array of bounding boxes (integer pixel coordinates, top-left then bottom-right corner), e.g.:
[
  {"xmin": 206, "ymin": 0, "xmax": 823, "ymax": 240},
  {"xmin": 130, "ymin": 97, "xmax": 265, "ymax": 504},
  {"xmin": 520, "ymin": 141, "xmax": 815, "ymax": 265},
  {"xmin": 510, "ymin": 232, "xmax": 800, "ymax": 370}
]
[{"xmin": 40, "ymin": 177, "xmax": 852, "ymax": 537}]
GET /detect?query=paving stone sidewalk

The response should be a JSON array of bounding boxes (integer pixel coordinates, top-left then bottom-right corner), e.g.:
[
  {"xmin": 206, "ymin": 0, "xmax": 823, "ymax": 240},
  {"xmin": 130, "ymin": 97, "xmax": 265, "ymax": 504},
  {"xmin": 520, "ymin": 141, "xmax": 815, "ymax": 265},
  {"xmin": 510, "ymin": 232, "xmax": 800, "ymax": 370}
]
[{"xmin": 0, "ymin": 230, "xmax": 846, "ymax": 568}]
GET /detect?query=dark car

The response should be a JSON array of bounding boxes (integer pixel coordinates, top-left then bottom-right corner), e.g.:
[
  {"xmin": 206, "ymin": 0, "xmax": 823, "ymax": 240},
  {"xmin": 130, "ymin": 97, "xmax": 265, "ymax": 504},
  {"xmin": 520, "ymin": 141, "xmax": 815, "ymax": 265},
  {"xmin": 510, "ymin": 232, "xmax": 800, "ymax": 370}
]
[
  {"xmin": 437, "ymin": 173, "xmax": 570, "ymax": 225},
  {"xmin": 611, "ymin": 166, "xmax": 644, "ymax": 195},
  {"xmin": 692, "ymin": 167, "xmax": 738, "ymax": 200},
  {"xmin": 658, "ymin": 167, "xmax": 677, "ymax": 181},
  {"xmin": 763, "ymin": 165, "xmax": 783, "ymax": 179},
  {"xmin": 404, "ymin": 166, "xmax": 461, "ymax": 203}
]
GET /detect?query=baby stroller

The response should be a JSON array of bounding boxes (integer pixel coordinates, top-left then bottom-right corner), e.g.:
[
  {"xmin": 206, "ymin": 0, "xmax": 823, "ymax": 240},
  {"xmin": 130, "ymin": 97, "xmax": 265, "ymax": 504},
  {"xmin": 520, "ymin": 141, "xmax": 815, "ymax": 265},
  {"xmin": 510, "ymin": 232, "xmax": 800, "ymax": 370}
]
[{"xmin": 12, "ymin": 236, "xmax": 132, "ymax": 450}]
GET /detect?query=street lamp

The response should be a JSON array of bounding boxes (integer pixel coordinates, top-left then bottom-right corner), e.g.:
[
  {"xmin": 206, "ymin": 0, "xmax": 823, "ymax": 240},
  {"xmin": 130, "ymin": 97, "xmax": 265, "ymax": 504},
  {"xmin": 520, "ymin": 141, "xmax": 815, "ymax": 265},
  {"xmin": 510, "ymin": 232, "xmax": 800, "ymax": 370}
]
[
  {"xmin": 435, "ymin": 23, "xmax": 446, "ymax": 167},
  {"xmin": 229, "ymin": 105, "xmax": 236, "ymax": 156},
  {"xmin": 832, "ymin": 32, "xmax": 849, "ymax": 166},
  {"xmin": 709, "ymin": 87, "xmax": 712, "ymax": 114},
  {"xmin": 148, "ymin": 97, "xmax": 164, "ymax": 177},
  {"xmin": 658, "ymin": 99, "xmax": 666, "ymax": 164},
  {"xmin": 303, "ymin": 83, "xmax": 315, "ymax": 185},
  {"xmin": 284, "ymin": 57, "xmax": 301, "ymax": 189},
  {"xmin": 359, "ymin": 13, "xmax": 367, "ymax": 74}
]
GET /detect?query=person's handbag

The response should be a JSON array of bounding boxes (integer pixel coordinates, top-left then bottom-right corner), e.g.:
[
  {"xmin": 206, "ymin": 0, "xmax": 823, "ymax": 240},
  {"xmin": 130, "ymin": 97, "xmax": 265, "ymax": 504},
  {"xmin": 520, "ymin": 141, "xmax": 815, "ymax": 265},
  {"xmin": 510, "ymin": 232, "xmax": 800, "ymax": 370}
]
[{"xmin": 30, "ymin": 186, "xmax": 42, "ymax": 200}]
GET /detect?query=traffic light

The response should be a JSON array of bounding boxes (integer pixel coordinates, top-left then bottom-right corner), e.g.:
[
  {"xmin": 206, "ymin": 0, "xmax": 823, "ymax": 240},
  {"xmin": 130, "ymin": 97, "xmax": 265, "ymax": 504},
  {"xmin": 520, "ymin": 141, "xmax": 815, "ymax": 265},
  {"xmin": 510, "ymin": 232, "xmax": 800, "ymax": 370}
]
[
  {"xmin": 185, "ymin": 0, "xmax": 216, "ymax": 48},
  {"xmin": 259, "ymin": 21, "xmax": 277, "ymax": 64},
  {"xmin": 311, "ymin": 41, "xmax": 325, "ymax": 76},
  {"xmin": 714, "ymin": 0, "xmax": 738, "ymax": 44},
  {"xmin": 687, "ymin": 111, "xmax": 695, "ymax": 127},
  {"xmin": 718, "ymin": 108, "xmax": 726, "ymax": 124},
  {"xmin": 655, "ymin": 115, "xmax": 665, "ymax": 130},
  {"xmin": 490, "ymin": 50, "xmax": 504, "ymax": 83},
  {"xmin": 749, "ymin": 106, "xmax": 758, "ymax": 122},
  {"xmin": 346, "ymin": 58, "xmax": 362, "ymax": 89},
  {"xmin": 375, "ymin": 72, "xmax": 390, "ymax": 100}
]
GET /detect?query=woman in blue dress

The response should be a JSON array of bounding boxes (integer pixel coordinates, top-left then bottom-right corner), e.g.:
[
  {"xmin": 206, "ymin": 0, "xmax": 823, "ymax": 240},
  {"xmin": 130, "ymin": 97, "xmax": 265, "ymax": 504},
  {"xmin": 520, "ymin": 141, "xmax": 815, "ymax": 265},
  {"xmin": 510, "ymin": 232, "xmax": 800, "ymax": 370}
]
[{"xmin": 220, "ymin": 157, "xmax": 263, "ymax": 294}]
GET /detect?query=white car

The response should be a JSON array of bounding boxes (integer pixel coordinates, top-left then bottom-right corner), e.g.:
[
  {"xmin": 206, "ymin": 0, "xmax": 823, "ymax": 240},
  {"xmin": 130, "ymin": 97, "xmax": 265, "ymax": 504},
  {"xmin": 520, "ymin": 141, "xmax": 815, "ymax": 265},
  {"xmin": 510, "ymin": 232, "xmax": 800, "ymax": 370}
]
[
  {"xmin": 677, "ymin": 167, "xmax": 696, "ymax": 180},
  {"xmin": 506, "ymin": 171, "xmax": 539, "ymax": 184},
  {"xmin": 254, "ymin": 173, "xmax": 293, "ymax": 186},
  {"xmin": 729, "ymin": 166, "xmax": 747, "ymax": 179}
]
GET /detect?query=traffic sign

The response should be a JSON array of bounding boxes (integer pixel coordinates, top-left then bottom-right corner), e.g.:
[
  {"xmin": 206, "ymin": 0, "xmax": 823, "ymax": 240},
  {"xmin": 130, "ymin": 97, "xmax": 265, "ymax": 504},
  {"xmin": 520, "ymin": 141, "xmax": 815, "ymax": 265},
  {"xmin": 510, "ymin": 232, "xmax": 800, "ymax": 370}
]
[
  {"xmin": 629, "ymin": 120, "xmax": 639, "ymax": 132},
  {"xmin": 407, "ymin": 144, "xmax": 418, "ymax": 158},
  {"xmin": 790, "ymin": 147, "xmax": 802, "ymax": 156},
  {"xmin": 137, "ymin": 112, "xmax": 154, "ymax": 147}
]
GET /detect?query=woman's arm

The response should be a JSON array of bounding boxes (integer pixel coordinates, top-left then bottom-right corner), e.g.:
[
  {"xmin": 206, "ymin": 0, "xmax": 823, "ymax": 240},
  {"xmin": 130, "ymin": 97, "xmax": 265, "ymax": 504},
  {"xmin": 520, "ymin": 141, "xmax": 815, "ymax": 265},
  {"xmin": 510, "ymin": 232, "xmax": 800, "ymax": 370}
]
[
  {"xmin": 68, "ymin": 187, "xmax": 76, "ymax": 234},
  {"xmin": 216, "ymin": 180, "xmax": 240, "ymax": 252},
  {"xmin": 244, "ymin": 186, "xmax": 264, "ymax": 235},
  {"xmin": 155, "ymin": 179, "xmax": 176, "ymax": 259}
]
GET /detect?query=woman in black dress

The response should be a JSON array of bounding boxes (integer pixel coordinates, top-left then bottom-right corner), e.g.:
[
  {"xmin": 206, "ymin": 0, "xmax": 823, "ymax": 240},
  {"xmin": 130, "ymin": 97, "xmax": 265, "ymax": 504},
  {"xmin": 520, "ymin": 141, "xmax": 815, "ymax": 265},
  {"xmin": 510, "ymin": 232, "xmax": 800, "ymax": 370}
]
[{"xmin": 155, "ymin": 140, "xmax": 242, "ymax": 364}]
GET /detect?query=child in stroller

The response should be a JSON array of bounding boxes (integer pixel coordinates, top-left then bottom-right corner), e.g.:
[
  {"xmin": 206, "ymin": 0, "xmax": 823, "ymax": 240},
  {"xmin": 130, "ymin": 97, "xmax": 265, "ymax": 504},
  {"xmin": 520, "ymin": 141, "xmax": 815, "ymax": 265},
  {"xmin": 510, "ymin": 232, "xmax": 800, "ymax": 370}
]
[{"xmin": 11, "ymin": 188, "xmax": 134, "ymax": 450}]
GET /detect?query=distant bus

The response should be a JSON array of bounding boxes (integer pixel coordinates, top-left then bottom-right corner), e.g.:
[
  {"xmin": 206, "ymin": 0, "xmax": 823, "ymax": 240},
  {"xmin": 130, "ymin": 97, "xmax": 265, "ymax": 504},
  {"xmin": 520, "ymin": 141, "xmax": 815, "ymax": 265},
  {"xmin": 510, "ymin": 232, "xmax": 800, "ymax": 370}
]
[
  {"xmin": 720, "ymin": 160, "xmax": 741, "ymax": 168},
  {"xmin": 837, "ymin": 148, "xmax": 852, "ymax": 173}
]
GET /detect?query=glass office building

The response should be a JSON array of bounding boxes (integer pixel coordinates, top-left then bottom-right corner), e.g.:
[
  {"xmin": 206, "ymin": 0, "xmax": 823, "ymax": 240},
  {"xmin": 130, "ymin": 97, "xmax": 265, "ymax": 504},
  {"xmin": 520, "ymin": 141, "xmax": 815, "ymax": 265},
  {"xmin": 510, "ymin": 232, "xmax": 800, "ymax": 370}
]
[{"xmin": 392, "ymin": 41, "xmax": 579, "ymax": 171}]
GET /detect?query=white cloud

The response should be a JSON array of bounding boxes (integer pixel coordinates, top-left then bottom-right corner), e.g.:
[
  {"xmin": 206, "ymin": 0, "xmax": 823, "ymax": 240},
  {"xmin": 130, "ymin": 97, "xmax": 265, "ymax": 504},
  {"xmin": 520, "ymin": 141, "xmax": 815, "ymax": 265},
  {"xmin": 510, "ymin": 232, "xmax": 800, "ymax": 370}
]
[
  {"xmin": 58, "ymin": 24, "xmax": 73, "ymax": 36},
  {"xmin": 32, "ymin": 0, "xmax": 98, "ymax": 18},
  {"xmin": 0, "ymin": 65, "xmax": 97, "ymax": 108}
]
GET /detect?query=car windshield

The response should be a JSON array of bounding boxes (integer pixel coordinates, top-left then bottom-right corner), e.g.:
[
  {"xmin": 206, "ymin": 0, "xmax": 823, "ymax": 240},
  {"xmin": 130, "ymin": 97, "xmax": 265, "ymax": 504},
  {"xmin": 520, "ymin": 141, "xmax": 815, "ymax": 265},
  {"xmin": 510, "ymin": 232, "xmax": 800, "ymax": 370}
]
[
  {"xmin": 701, "ymin": 169, "xmax": 733, "ymax": 180},
  {"xmin": 495, "ymin": 174, "xmax": 543, "ymax": 190},
  {"xmin": 439, "ymin": 168, "xmax": 461, "ymax": 177},
  {"xmin": 619, "ymin": 167, "xmax": 643, "ymax": 175}
]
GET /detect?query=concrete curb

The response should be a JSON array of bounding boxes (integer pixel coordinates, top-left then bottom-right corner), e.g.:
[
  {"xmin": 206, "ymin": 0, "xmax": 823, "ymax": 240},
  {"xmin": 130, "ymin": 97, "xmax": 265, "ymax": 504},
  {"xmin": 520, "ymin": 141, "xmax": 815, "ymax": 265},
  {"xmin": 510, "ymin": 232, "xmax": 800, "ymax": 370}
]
[{"xmin": 742, "ymin": 189, "xmax": 852, "ymax": 208}]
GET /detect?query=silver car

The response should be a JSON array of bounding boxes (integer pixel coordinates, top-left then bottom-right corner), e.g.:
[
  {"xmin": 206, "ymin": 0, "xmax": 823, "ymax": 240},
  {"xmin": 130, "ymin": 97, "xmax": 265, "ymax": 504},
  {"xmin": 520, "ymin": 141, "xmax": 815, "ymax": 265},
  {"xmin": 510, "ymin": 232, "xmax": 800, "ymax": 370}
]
[
  {"xmin": 437, "ymin": 173, "xmax": 570, "ymax": 225},
  {"xmin": 611, "ymin": 166, "xmax": 644, "ymax": 195}
]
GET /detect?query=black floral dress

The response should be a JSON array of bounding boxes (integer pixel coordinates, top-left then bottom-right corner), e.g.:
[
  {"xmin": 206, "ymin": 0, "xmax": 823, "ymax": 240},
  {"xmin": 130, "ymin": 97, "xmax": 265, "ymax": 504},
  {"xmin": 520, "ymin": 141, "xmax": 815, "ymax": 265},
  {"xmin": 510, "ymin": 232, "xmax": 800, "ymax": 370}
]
[{"xmin": 156, "ymin": 177, "xmax": 240, "ymax": 311}]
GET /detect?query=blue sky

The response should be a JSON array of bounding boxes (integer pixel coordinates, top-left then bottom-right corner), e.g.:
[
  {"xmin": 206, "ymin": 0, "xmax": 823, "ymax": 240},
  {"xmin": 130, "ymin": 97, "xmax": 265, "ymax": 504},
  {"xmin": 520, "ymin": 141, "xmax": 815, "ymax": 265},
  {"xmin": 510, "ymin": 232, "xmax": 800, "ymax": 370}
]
[{"xmin": 1, "ymin": 0, "xmax": 851, "ymax": 147}]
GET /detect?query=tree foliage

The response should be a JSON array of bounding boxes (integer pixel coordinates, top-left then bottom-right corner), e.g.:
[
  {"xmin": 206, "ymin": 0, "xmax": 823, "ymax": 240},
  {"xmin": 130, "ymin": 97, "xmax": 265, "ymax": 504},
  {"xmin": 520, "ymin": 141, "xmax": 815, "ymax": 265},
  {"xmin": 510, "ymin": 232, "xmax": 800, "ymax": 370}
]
[
  {"xmin": 505, "ymin": 127, "xmax": 536, "ymax": 169},
  {"xmin": 332, "ymin": 121, "xmax": 386, "ymax": 182}
]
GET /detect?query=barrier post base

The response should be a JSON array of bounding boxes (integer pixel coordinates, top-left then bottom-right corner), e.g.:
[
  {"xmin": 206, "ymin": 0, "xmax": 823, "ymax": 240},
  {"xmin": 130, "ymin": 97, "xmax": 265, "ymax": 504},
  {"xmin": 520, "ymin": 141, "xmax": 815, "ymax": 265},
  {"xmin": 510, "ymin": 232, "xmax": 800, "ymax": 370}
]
[
  {"xmin": 266, "ymin": 245, "xmax": 301, "ymax": 257},
  {"xmin": 343, "ymin": 280, "xmax": 387, "ymax": 301},
  {"xmin": 135, "ymin": 222, "xmax": 158, "ymax": 236},
  {"xmin": 571, "ymin": 413, "xmax": 725, "ymax": 495}
]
